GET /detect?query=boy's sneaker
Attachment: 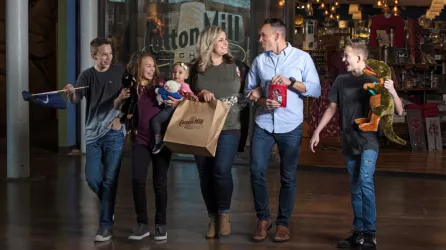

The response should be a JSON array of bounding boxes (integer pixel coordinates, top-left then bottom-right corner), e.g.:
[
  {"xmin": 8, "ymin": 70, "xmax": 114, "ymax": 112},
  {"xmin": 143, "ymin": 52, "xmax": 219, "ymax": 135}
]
[
  {"xmin": 94, "ymin": 227, "xmax": 113, "ymax": 242},
  {"xmin": 128, "ymin": 224, "xmax": 150, "ymax": 240},
  {"xmin": 363, "ymin": 232, "xmax": 377, "ymax": 248},
  {"xmin": 337, "ymin": 231, "xmax": 364, "ymax": 248},
  {"xmin": 152, "ymin": 142, "xmax": 164, "ymax": 154},
  {"xmin": 154, "ymin": 224, "xmax": 167, "ymax": 241}
]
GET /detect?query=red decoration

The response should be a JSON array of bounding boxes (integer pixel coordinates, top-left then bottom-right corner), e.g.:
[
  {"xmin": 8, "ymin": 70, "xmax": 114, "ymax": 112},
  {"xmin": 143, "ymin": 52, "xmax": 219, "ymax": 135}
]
[
  {"xmin": 410, "ymin": 116, "xmax": 422, "ymax": 147},
  {"xmin": 269, "ymin": 84, "xmax": 287, "ymax": 108}
]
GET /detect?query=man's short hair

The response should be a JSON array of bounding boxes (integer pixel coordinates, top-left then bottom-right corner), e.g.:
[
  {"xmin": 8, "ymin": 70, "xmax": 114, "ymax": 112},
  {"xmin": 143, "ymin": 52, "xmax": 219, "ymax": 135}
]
[
  {"xmin": 90, "ymin": 37, "xmax": 111, "ymax": 55},
  {"xmin": 345, "ymin": 38, "xmax": 369, "ymax": 60},
  {"xmin": 263, "ymin": 18, "xmax": 286, "ymax": 39}
]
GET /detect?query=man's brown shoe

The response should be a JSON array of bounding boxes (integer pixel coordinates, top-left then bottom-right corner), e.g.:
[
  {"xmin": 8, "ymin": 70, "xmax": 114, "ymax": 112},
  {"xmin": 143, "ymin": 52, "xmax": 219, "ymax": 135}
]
[
  {"xmin": 252, "ymin": 220, "xmax": 272, "ymax": 242},
  {"xmin": 273, "ymin": 225, "xmax": 290, "ymax": 242}
]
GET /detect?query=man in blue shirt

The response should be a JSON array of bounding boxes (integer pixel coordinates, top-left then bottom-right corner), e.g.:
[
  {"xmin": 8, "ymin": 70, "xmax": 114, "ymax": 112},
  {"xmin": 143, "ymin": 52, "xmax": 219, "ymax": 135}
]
[{"xmin": 245, "ymin": 18, "xmax": 321, "ymax": 242}]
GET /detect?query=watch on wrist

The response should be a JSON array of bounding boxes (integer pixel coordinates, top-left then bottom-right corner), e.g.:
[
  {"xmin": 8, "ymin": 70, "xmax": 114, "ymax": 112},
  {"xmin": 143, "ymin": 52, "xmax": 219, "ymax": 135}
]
[{"xmin": 288, "ymin": 77, "xmax": 296, "ymax": 89}]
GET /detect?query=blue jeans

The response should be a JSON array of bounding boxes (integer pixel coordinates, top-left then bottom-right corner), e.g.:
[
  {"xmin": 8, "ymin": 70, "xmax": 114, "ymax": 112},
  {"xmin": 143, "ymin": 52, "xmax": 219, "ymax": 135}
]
[
  {"xmin": 85, "ymin": 128, "xmax": 124, "ymax": 230},
  {"xmin": 250, "ymin": 124, "xmax": 302, "ymax": 227},
  {"xmin": 346, "ymin": 149, "xmax": 379, "ymax": 233},
  {"xmin": 194, "ymin": 130, "xmax": 240, "ymax": 215}
]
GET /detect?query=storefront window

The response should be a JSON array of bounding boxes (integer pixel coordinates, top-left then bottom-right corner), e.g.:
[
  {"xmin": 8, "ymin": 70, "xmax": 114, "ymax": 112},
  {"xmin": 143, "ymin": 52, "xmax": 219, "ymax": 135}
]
[{"xmin": 108, "ymin": 0, "xmax": 253, "ymax": 78}]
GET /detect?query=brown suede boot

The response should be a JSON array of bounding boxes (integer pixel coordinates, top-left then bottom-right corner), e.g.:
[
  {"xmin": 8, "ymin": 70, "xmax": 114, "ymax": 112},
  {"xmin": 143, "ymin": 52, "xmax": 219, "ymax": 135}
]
[
  {"xmin": 219, "ymin": 213, "xmax": 231, "ymax": 236},
  {"xmin": 252, "ymin": 220, "xmax": 272, "ymax": 242},
  {"xmin": 206, "ymin": 214, "xmax": 218, "ymax": 238}
]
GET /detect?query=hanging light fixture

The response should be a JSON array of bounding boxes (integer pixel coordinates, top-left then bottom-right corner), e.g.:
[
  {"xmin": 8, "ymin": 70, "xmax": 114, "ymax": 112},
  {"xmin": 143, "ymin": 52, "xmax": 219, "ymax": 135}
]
[
  {"xmin": 425, "ymin": 0, "xmax": 444, "ymax": 19},
  {"xmin": 352, "ymin": 12, "xmax": 362, "ymax": 20},
  {"xmin": 348, "ymin": 4, "xmax": 359, "ymax": 14}
]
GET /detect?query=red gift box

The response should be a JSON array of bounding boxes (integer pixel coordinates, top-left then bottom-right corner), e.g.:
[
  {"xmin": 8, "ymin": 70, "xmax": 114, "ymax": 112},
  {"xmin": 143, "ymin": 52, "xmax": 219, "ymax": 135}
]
[{"xmin": 269, "ymin": 84, "xmax": 287, "ymax": 108}]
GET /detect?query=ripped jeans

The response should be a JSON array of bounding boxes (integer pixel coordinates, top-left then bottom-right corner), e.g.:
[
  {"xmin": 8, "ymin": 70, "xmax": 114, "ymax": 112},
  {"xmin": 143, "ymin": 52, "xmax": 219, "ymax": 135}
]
[{"xmin": 346, "ymin": 149, "xmax": 379, "ymax": 233}]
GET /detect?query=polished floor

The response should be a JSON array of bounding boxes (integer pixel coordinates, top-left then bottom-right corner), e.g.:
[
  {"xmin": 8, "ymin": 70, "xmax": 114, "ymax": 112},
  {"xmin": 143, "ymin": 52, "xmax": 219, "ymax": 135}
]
[{"xmin": 1, "ymin": 148, "xmax": 446, "ymax": 250}]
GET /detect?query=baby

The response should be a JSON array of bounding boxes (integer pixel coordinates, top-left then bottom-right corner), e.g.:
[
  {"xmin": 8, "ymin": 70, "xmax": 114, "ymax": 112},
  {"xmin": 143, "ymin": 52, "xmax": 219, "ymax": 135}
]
[{"xmin": 151, "ymin": 62, "xmax": 193, "ymax": 154}]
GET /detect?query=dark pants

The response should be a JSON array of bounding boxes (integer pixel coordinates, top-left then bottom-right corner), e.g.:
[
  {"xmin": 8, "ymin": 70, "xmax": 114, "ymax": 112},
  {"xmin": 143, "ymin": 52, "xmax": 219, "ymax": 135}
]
[
  {"xmin": 132, "ymin": 144, "xmax": 172, "ymax": 225},
  {"xmin": 250, "ymin": 124, "xmax": 303, "ymax": 227},
  {"xmin": 346, "ymin": 149, "xmax": 379, "ymax": 233},
  {"xmin": 194, "ymin": 130, "xmax": 241, "ymax": 214},
  {"xmin": 85, "ymin": 129, "xmax": 125, "ymax": 230},
  {"xmin": 150, "ymin": 106, "xmax": 175, "ymax": 135}
]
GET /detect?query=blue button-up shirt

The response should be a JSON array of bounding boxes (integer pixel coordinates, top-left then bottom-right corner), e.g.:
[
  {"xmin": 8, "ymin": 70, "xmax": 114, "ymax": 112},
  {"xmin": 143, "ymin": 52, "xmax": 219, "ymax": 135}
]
[{"xmin": 245, "ymin": 43, "xmax": 321, "ymax": 133}]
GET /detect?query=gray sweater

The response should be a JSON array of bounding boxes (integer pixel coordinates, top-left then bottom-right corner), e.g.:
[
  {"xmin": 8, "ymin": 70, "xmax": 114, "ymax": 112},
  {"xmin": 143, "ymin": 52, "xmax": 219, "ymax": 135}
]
[{"xmin": 194, "ymin": 62, "xmax": 242, "ymax": 130}]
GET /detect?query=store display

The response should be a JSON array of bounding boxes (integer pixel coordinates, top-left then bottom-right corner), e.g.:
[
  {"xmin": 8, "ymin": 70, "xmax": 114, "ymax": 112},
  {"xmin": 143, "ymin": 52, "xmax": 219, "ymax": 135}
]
[
  {"xmin": 369, "ymin": 13, "xmax": 405, "ymax": 48},
  {"xmin": 307, "ymin": 51, "xmax": 327, "ymax": 78}
]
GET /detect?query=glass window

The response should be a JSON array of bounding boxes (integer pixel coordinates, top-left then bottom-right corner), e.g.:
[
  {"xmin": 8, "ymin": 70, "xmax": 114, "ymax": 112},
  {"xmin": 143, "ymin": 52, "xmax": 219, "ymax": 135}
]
[{"xmin": 107, "ymin": 0, "xmax": 252, "ymax": 79}]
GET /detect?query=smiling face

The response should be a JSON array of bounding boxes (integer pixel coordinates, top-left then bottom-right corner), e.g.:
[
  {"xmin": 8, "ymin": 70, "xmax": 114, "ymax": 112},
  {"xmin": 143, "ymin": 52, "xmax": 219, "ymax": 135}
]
[
  {"xmin": 172, "ymin": 64, "xmax": 189, "ymax": 83},
  {"xmin": 259, "ymin": 24, "xmax": 277, "ymax": 52},
  {"xmin": 140, "ymin": 56, "xmax": 156, "ymax": 81},
  {"xmin": 91, "ymin": 44, "xmax": 113, "ymax": 69},
  {"xmin": 212, "ymin": 31, "xmax": 229, "ymax": 57},
  {"xmin": 342, "ymin": 46, "xmax": 362, "ymax": 72}
]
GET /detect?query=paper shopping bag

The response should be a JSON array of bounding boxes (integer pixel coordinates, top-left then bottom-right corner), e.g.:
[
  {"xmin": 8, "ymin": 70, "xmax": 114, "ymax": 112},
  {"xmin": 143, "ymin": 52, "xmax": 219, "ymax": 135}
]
[{"xmin": 163, "ymin": 99, "xmax": 229, "ymax": 157}]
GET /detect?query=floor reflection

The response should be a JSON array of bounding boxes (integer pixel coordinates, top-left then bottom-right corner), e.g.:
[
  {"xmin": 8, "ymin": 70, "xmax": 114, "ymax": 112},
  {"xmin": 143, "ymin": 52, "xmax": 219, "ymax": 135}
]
[{"xmin": 1, "ymin": 154, "xmax": 446, "ymax": 249}]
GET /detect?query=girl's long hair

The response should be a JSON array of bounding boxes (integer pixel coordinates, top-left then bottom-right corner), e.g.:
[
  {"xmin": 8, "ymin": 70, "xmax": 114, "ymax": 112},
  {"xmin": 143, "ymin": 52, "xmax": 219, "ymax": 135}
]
[
  {"xmin": 195, "ymin": 26, "xmax": 235, "ymax": 73},
  {"xmin": 126, "ymin": 51, "xmax": 161, "ymax": 89}
]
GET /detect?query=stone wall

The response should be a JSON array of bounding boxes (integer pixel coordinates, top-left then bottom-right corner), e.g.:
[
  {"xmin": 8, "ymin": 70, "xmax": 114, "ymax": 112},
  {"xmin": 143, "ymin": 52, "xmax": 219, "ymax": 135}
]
[{"xmin": 0, "ymin": 0, "xmax": 58, "ymax": 151}]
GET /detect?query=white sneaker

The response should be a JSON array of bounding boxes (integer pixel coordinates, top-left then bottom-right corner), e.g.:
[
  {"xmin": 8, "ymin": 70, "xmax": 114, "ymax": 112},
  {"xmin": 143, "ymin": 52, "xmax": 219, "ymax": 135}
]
[{"xmin": 128, "ymin": 224, "xmax": 151, "ymax": 240}]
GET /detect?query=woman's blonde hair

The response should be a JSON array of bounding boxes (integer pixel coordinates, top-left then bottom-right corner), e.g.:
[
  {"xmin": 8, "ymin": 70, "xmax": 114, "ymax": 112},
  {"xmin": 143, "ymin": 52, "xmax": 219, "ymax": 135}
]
[
  {"xmin": 195, "ymin": 26, "xmax": 235, "ymax": 73},
  {"xmin": 126, "ymin": 51, "xmax": 161, "ymax": 88}
]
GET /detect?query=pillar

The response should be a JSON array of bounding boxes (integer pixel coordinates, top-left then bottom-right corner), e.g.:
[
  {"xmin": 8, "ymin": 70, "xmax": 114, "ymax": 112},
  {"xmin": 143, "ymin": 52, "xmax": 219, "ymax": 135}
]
[
  {"xmin": 79, "ymin": 0, "xmax": 98, "ymax": 153},
  {"xmin": 284, "ymin": 0, "xmax": 296, "ymax": 42},
  {"xmin": 58, "ymin": 0, "xmax": 78, "ymax": 152},
  {"xmin": 6, "ymin": 0, "xmax": 29, "ymax": 178}
]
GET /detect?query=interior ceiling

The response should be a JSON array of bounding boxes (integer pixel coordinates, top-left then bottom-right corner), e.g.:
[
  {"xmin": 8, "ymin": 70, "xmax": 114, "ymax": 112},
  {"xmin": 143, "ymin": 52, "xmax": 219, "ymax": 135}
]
[{"xmin": 323, "ymin": 0, "xmax": 433, "ymax": 6}]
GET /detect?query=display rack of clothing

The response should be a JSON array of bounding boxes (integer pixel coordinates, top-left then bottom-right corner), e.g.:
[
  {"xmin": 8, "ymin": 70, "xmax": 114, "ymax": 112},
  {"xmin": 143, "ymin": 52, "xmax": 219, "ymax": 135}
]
[{"xmin": 369, "ymin": 13, "xmax": 405, "ymax": 48}]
